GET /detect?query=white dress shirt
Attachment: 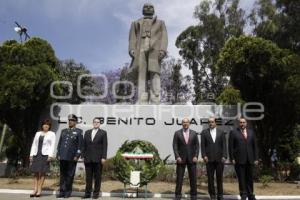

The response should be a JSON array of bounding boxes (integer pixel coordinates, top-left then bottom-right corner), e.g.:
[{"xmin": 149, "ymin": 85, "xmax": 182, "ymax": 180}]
[
  {"xmin": 91, "ymin": 128, "xmax": 98, "ymax": 141},
  {"xmin": 210, "ymin": 127, "xmax": 217, "ymax": 143}
]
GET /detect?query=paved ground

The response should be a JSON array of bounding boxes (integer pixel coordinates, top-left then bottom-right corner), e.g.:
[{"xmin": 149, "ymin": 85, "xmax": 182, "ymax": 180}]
[
  {"xmin": 0, "ymin": 193, "xmax": 300, "ymax": 200},
  {"xmin": 0, "ymin": 188, "xmax": 300, "ymax": 200},
  {"xmin": 0, "ymin": 193, "xmax": 171, "ymax": 200},
  {"xmin": 0, "ymin": 194, "xmax": 139, "ymax": 200}
]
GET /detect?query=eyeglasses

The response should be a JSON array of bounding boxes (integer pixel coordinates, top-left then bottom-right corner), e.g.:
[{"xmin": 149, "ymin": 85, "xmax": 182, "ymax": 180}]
[
  {"xmin": 68, "ymin": 119, "xmax": 76, "ymax": 122},
  {"xmin": 93, "ymin": 121, "xmax": 100, "ymax": 124}
]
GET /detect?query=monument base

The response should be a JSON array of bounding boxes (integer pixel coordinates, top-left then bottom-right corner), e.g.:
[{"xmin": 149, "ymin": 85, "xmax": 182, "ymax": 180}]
[{"xmin": 51, "ymin": 104, "xmax": 237, "ymax": 159}]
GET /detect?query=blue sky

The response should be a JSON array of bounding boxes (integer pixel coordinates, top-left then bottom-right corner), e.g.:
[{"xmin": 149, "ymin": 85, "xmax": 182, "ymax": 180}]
[{"xmin": 0, "ymin": 0, "xmax": 254, "ymax": 74}]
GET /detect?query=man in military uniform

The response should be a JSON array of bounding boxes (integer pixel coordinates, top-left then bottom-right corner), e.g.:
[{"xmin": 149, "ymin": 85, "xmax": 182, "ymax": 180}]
[
  {"xmin": 56, "ymin": 114, "xmax": 83, "ymax": 198},
  {"xmin": 129, "ymin": 3, "xmax": 168, "ymax": 104}
]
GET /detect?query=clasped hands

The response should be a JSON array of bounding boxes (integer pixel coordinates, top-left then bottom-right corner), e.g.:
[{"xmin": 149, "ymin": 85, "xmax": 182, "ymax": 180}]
[{"xmin": 176, "ymin": 156, "xmax": 198, "ymax": 164}]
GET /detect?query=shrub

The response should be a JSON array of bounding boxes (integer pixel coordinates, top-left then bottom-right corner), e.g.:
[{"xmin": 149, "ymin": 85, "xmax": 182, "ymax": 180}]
[
  {"xmin": 155, "ymin": 164, "xmax": 175, "ymax": 182},
  {"xmin": 259, "ymin": 175, "xmax": 273, "ymax": 188},
  {"xmin": 102, "ymin": 158, "xmax": 116, "ymax": 180}
]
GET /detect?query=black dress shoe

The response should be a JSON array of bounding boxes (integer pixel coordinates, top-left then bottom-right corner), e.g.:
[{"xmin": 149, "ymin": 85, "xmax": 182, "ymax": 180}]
[
  {"xmin": 56, "ymin": 193, "xmax": 64, "ymax": 198},
  {"xmin": 82, "ymin": 194, "xmax": 91, "ymax": 199},
  {"xmin": 29, "ymin": 194, "xmax": 36, "ymax": 198},
  {"xmin": 190, "ymin": 195, "xmax": 197, "ymax": 200},
  {"xmin": 92, "ymin": 195, "xmax": 99, "ymax": 199},
  {"xmin": 175, "ymin": 195, "xmax": 181, "ymax": 200},
  {"xmin": 210, "ymin": 195, "xmax": 217, "ymax": 200},
  {"xmin": 217, "ymin": 195, "xmax": 224, "ymax": 200},
  {"xmin": 35, "ymin": 194, "xmax": 41, "ymax": 197}
]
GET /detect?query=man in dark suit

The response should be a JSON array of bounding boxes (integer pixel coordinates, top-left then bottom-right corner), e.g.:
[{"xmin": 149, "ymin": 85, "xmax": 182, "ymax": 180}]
[
  {"xmin": 201, "ymin": 117, "xmax": 227, "ymax": 200},
  {"xmin": 173, "ymin": 118, "xmax": 199, "ymax": 200},
  {"xmin": 229, "ymin": 117, "xmax": 259, "ymax": 200},
  {"xmin": 82, "ymin": 117, "xmax": 108, "ymax": 199},
  {"xmin": 57, "ymin": 114, "xmax": 83, "ymax": 198}
]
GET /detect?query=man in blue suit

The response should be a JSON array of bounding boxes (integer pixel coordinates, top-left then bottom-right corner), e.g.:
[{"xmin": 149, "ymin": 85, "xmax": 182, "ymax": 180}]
[{"xmin": 57, "ymin": 114, "xmax": 83, "ymax": 198}]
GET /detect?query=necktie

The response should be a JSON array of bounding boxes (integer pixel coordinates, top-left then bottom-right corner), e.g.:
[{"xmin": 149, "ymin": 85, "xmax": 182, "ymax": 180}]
[
  {"xmin": 184, "ymin": 130, "xmax": 189, "ymax": 144},
  {"xmin": 242, "ymin": 129, "xmax": 247, "ymax": 139}
]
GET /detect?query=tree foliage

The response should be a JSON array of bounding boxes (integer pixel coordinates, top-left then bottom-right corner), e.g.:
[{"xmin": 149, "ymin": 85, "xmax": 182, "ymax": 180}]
[
  {"xmin": 176, "ymin": 0, "xmax": 245, "ymax": 103},
  {"xmin": 57, "ymin": 59, "xmax": 96, "ymax": 104},
  {"xmin": 250, "ymin": 0, "xmax": 300, "ymax": 54},
  {"xmin": 217, "ymin": 36, "xmax": 300, "ymax": 163},
  {"xmin": 216, "ymin": 86, "xmax": 244, "ymax": 105},
  {"xmin": 160, "ymin": 57, "xmax": 193, "ymax": 104},
  {"xmin": 0, "ymin": 38, "xmax": 60, "ymax": 166}
]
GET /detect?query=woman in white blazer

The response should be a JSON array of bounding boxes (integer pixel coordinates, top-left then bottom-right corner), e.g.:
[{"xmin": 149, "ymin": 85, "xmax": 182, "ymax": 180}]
[{"xmin": 29, "ymin": 119, "xmax": 56, "ymax": 198}]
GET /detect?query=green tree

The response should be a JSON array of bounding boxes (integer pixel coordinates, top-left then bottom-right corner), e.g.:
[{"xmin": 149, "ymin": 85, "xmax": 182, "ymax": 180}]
[
  {"xmin": 102, "ymin": 68, "xmax": 123, "ymax": 104},
  {"xmin": 217, "ymin": 36, "xmax": 300, "ymax": 164},
  {"xmin": 176, "ymin": 0, "xmax": 245, "ymax": 103},
  {"xmin": 250, "ymin": 0, "xmax": 300, "ymax": 54},
  {"xmin": 57, "ymin": 59, "xmax": 96, "ymax": 104},
  {"xmin": 115, "ymin": 65, "xmax": 137, "ymax": 104},
  {"xmin": 216, "ymin": 86, "xmax": 244, "ymax": 105},
  {"xmin": 170, "ymin": 62, "xmax": 182, "ymax": 104},
  {"xmin": 160, "ymin": 58, "xmax": 193, "ymax": 104},
  {"xmin": 0, "ymin": 38, "xmax": 60, "ymax": 167}
]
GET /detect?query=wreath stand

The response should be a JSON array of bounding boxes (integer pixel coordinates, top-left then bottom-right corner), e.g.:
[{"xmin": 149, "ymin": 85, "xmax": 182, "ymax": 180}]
[{"xmin": 121, "ymin": 153, "xmax": 153, "ymax": 198}]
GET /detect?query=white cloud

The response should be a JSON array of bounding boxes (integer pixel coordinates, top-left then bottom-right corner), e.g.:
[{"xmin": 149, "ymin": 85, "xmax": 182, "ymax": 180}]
[{"xmin": 1, "ymin": 0, "xmax": 255, "ymax": 76}]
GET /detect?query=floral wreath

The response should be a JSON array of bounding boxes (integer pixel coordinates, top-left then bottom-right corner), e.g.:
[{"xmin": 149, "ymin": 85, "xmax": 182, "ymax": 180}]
[{"xmin": 113, "ymin": 140, "xmax": 166, "ymax": 187}]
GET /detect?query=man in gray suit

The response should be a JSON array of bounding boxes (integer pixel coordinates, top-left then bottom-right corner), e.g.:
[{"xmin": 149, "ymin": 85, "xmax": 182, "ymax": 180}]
[
  {"xmin": 173, "ymin": 118, "xmax": 199, "ymax": 200},
  {"xmin": 57, "ymin": 114, "xmax": 83, "ymax": 198},
  {"xmin": 129, "ymin": 3, "xmax": 168, "ymax": 104}
]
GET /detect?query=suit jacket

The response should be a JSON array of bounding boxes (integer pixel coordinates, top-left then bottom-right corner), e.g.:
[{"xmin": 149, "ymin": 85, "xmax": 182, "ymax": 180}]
[
  {"xmin": 201, "ymin": 128, "xmax": 227, "ymax": 162},
  {"xmin": 173, "ymin": 129, "xmax": 199, "ymax": 164},
  {"xmin": 129, "ymin": 16, "xmax": 168, "ymax": 74},
  {"xmin": 56, "ymin": 127, "xmax": 83, "ymax": 161},
  {"xmin": 229, "ymin": 128, "xmax": 259, "ymax": 164},
  {"xmin": 30, "ymin": 131, "xmax": 56, "ymax": 157},
  {"xmin": 82, "ymin": 129, "xmax": 108, "ymax": 163}
]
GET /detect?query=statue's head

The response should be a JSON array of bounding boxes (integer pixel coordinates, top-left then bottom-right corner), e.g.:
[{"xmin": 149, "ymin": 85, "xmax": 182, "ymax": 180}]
[{"xmin": 142, "ymin": 3, "xmax": 155, "ymax": 17}]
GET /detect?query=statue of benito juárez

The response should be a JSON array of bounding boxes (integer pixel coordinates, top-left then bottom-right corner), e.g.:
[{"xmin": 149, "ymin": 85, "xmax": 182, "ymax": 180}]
[{"xmin": 129, "ymin": 3, "xmax": 168, "ymax": 104}]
